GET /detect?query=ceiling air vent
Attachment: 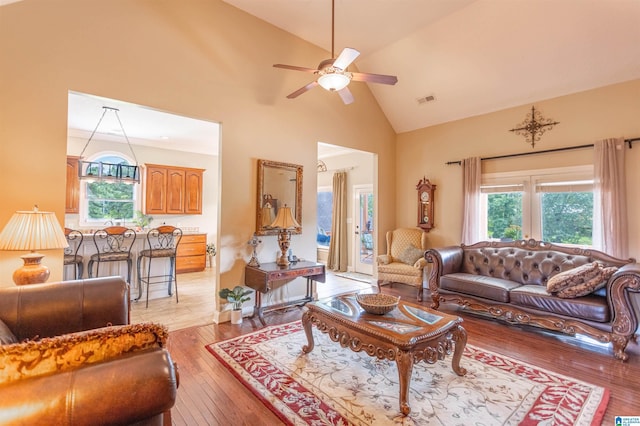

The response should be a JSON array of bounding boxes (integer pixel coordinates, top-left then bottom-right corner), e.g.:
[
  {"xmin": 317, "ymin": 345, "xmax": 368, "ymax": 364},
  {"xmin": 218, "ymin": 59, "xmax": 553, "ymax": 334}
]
[{"xmin": 416, "ymin": 95, "xmax": 436, "ymax": 105}]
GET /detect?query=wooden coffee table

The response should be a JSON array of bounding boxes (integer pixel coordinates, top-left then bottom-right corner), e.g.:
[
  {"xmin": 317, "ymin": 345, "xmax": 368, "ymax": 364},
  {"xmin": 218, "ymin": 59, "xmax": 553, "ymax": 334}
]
[{"xmin": 301, "ymin": 293, "xmax": 467, "ymax": 416}]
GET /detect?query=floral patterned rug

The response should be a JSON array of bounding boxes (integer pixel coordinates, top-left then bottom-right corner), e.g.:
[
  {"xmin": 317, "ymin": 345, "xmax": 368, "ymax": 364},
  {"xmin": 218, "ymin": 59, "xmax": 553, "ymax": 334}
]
[{"xmin": 206, "ymin": 321, "xmax": 609, "ymax": 425}]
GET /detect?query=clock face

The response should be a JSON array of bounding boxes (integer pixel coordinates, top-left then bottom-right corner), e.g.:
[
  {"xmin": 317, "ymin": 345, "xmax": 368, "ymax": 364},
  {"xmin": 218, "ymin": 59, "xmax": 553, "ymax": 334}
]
[{"xmin": 420, "ymin": 191, "xmax": 430, "ymax": 202}]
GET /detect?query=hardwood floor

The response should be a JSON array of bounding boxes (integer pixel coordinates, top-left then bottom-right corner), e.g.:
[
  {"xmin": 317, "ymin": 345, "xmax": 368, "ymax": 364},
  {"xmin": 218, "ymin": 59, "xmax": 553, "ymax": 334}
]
[{"xmin": 138, "ymin": 274, "xmax": 640, "ymax": 425}]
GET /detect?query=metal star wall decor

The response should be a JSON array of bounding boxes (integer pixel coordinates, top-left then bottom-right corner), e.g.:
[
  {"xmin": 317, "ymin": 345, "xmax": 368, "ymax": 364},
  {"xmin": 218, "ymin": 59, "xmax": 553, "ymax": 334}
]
[{"xmin": 509, "ymin": 106, "xmax": 559, "ymax": 148}]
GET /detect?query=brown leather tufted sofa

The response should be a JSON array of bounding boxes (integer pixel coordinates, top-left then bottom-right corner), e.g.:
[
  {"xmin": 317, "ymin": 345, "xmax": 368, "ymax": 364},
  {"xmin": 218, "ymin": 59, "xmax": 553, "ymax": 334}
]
[
  {"xmin": 426, "ymin": 239, "xmax": 640, "ymax": 361},
  {"xmin": 0, "ymin": 277, "xmax": 178, "ymax": 425}
]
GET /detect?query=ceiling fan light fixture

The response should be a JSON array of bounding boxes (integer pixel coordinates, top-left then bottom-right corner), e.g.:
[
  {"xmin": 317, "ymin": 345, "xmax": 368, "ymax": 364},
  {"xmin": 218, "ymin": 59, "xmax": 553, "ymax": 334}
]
[{"xmin": 318, "ymin": 72, "xmax": 351, "ymax": 91}]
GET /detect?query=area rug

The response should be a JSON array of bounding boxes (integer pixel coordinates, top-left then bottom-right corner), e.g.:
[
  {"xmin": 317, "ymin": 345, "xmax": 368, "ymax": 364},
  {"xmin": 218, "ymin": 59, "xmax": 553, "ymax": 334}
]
[{"xmin": 206, "ymin": 321, "xmax": 609, "ymax": 425}]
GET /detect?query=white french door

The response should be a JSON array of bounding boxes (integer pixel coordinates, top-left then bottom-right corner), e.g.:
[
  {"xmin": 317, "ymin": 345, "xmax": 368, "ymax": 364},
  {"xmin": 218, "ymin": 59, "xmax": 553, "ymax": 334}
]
[{"xmin": 353, "ymin": 185, "xmax": 374, "ymax": 275}]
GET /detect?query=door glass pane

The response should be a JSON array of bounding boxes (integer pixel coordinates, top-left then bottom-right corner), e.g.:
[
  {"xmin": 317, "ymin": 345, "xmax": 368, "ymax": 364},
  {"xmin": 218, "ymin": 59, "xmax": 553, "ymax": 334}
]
[
  {"xmin": 540, "ymin": 192, "xmax": 593, "ymax": 245},
  {"xmin": 486, "ymin": 192, "xmax": 523, "ymax": 241},
  {"xmin": 359, "ymin": 192, "xmax": 374, "ymax": 264},
  {"xmin": 317, "ymin": 191, "xmax": 332, "ymax": 246}
]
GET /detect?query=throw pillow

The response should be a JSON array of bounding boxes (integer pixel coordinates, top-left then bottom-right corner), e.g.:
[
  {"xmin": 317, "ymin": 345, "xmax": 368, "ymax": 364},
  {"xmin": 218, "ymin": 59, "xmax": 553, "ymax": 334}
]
[
  {"xmin": 546, "ymin": 262, "xmax": 602, "ymax": 293},
  {"xmin": 557, "ymin": 266, "xmax": 618, "ymax": 298},
  {"xmin": 396, "ymin": 244, "xmax": 424, "ymax": 266},
  {"xmin": 0, "ymin": 319, "xmax": 17, "ymax": 345},
  {"xmin": 0, "ymin": 322, "xmax": 167, "ymax": 385}
]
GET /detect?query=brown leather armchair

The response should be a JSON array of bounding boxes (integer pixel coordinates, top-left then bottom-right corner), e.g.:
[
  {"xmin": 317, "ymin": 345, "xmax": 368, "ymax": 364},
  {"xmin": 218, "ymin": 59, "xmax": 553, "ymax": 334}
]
[{"xmin": 0, "ymin": 277, "xmax": 178, "ymax": 425}]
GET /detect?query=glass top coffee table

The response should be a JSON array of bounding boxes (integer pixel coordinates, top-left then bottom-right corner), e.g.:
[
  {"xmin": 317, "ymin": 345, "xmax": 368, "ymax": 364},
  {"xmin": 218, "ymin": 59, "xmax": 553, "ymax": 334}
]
[{"xmin": 301, "ymin": 293, "xmax": 467, "ymax": 416}]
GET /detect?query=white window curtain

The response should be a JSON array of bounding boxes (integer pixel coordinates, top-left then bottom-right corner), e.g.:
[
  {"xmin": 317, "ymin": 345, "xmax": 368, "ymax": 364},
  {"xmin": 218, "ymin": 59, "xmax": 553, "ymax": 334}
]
[
  {"xmin": 461, "ymin": 157, "xmax": 481, "ymax": 244},
  {"xmin": 593, "ymin": 138, "xmax": 628, "ymax": 258}
]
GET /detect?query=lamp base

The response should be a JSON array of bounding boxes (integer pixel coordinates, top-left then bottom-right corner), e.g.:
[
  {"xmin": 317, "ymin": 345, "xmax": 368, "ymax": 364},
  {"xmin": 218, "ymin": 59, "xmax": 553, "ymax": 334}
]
[
  {"xmin": 276, "ymin": 253, "xmax": 290, "ymax": 267},
  {"xmin": 13, "ymin": 252, "xmax": 50, "ymax": 285},
  {"xmin": 276, "ymin": 229, "xmax": 291, "ymax": 267}
]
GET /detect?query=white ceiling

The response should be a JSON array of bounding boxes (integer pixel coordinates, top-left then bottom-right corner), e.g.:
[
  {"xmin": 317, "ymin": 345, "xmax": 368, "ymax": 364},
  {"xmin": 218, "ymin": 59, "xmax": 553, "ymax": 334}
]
[
  {"xmin": 67, "ymin": 92, "xmax": 220, "ymax": 155},
  {"xmin": 224, "ymin": 0, "xmax": 640, "ymax": 133}
]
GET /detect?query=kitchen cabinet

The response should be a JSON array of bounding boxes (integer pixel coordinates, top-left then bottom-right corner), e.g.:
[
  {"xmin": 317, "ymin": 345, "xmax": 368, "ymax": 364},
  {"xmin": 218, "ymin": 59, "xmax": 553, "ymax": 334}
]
[
  {"xmin": 66, "ymin": 156, "xmax": 80, "ymax": 214},
  {"xmin": 144, "ymin": 164, "xmax": 204, "ymax": 215},
  {"xmin": 176, "ymin": 233, "xmax": 206, "ymax": 273}
]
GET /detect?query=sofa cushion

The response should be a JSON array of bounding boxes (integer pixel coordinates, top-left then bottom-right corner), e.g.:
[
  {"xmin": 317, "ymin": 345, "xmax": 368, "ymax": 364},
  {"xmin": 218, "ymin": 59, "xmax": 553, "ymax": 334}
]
[
  {"xmin": 396, "ymin": 244, "xmax": 424, "ymax": 266},
  {"xmin": 0, "ymin": 322, "xmax": 167, "ymax": 384},
  {"xmin": 440, "ymin": 273, "xmax": 522, "ymax": 303},
  {"xmin": 546, "ymin": 262, "xmax": 601, "ymax": 293},
  {"xmin": 0, "ymin": 319, "xmax": 17, "ymax": 345},
  {"xmin": 510, "ymin": 285, "xmax": 610, "ymax": 323},
  {"xmin": 556, "ymin": 266, "xmax": 618, "ymax": 298}
]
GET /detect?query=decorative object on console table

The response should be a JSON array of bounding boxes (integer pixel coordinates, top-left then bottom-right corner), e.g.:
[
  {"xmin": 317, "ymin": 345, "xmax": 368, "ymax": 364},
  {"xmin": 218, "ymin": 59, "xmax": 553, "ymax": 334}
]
[
  {"xmin": 218, "ymin": 286, "xmax": 254, "ymax": 325},
  {"xmin": 247, "ymin": 235, "xmax": 261, "ymax": 267},
  {"xmin": 245, "ymin": 261, "xmax": 325, "ymax": 326},
  {"xmin": 416, "ymin": 177, "xmax": 436, "ymax": 232},
  {"xmin": 176, "ymin": 233, "xmax": 206, "ymax": 273},
  {"xmin": 270, "ymin": 205, "xmax": 300, "ymax": 266},
  {"xmin": 0, "ymin": 206, "xmax": 68, "ymax": 285}
]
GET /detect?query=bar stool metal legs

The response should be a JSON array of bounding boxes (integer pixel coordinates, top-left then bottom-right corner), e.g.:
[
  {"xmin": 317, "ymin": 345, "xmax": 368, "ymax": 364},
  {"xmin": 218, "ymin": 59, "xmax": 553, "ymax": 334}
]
[{"xmin": 137, "ymin": 226, "xmax": 182, "ymax": 308}]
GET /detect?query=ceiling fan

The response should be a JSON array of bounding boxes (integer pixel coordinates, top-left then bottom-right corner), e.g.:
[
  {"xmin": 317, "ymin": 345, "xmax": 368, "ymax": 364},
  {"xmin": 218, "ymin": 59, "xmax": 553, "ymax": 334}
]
[{"xmin": 273, "ymin": 0, "xmax": 398, "ymax": 105}]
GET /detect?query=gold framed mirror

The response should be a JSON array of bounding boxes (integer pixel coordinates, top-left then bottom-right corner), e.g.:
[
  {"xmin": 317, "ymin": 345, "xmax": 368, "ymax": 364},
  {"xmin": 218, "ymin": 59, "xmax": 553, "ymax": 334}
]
[{"xmin": 256, "ymin": 159, "xmax": 303, "ymax": 236}]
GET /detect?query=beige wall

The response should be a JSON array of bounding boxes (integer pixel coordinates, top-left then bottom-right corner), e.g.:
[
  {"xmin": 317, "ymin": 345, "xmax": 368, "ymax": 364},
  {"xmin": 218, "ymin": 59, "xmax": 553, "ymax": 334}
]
[
  {"xmin": 396, "ymin": 79, "xmax": 640, "ymax": 258},
  {"xmin": 0, "ymin": 0, "xmax": 397, "ymax": 305}
]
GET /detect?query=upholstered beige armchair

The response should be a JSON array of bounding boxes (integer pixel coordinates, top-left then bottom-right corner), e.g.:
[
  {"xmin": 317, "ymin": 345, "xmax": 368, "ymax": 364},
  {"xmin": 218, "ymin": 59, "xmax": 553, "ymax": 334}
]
[{"xmin": 376, "ymin": 227, "xmax": 428, "ymax": 301}]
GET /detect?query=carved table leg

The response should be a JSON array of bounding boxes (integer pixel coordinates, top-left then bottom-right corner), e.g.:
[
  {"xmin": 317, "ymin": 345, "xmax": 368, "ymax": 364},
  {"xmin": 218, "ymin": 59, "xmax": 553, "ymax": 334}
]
[
  {"xmin": 451, "ymin": 325, "xmax": 468, "ymax": 376},
  {"xmin": 301, "ymin": 310, "xmax": 315, "ymax": 353},
  {"xmin": 395, "ymin": 349, "xmax": 414, "ymax": 416}
]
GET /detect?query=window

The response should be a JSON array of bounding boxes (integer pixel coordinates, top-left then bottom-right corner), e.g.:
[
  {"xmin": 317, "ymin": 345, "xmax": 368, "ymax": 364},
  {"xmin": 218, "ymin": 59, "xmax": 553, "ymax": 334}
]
[
  {"xmin": 80, "ymin": 153, "xmax": 140, "ymax": 225},
  {"xmin": 317, "ymin": 187, "xmax": 333, "ymax": 247},
  {"xmin": 480, "ymin": 166, "xmax": 594, "ymax": 246}
]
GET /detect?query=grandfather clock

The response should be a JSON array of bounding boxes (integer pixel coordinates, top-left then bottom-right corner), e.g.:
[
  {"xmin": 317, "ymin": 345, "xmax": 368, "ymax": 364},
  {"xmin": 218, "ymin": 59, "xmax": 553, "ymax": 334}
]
[{"xmin": 416, "ymin": 177, "xmax": 436, "ymax": 232}]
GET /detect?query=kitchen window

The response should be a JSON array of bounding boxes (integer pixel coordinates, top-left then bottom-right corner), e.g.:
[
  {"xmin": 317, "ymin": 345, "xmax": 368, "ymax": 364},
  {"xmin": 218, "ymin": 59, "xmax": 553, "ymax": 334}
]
[{"xmin": 80, "ymin": 153, "xmax": 140, "ymax": 226}]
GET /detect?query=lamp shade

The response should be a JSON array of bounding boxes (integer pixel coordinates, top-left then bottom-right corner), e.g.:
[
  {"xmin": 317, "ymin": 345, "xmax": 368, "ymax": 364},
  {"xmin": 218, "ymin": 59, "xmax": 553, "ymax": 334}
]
[
  {"xmin": 0, "ymin": 208, "xmax": 68, "ymax": 251},
  {"xmin": 0, "ymin": 207, "xmax": 68, "ymax": 285},
  {"xmin": 270, "ymin": 206, "xmax": 300, "ymax": 230}
]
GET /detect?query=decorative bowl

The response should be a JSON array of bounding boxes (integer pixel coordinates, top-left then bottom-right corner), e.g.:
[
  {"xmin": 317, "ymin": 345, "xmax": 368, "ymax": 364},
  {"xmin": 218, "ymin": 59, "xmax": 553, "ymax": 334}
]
[{"xmin": 356, "ymin": 293, "xmax": 399, "ymax": 315}]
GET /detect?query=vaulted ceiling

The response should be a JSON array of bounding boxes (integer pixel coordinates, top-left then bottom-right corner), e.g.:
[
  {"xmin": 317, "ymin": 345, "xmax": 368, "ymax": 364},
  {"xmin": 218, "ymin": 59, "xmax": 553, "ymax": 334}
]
[
  {"xmin": 5, "ymin": 0, "xmax": 640, "ymax": 143},
  {"xmin": 224, "ymin": 0, "xmax": 640, "ymax": 133}
]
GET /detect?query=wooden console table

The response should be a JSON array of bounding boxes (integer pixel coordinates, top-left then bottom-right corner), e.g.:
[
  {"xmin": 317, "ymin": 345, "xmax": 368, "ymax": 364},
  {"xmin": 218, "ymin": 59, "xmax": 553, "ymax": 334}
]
[{"xmin": 245, "ymin": 261, "xmax": 325, "ymax": 325}]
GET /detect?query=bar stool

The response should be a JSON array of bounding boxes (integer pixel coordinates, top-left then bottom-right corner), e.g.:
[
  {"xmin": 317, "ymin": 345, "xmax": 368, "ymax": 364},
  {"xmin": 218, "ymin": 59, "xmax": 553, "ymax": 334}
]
[
  {"xmin": 88, "ymin": 226, "xmax": 137, "ymax": 284},
  {"xmin": 137, "ymin": 226, "xmax": 182, "ymax": 308},
  {"xmin": 63, "ymin": 228, "xmax": 84, "ymax": 280}
]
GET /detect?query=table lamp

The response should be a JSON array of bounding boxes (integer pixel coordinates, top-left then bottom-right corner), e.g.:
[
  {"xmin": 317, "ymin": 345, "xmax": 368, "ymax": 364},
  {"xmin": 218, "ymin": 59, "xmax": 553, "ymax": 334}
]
[
  {"xmin": 270, "ymin": 205, "xmax": 300, "ymax": 266},
  {"xmin": 0, "ymin": 206, "xmax": 68, "ymax": 285}
]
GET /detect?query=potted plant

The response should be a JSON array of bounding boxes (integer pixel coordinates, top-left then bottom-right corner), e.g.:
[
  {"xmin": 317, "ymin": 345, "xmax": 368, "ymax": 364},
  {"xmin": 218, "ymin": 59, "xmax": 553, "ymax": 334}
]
[
  {"xmin": 218, "ymin": 285, "xmax": 253, "ymax": 324},
  {"xmin": 133, "ymin": 210, "xmax": 153, "ymax": 230},
  {"xmin": 206, "ymin": 243, "xmax": 217, "ymax": 267}
]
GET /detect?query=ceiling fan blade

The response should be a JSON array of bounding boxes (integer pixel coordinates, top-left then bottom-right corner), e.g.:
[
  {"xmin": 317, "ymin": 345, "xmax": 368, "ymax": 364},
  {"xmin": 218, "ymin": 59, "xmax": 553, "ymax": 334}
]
[
  {"xmin": 273, "ymin": 64, "xmax": 318, "ymax": 74},
  {"xmin": 337, "ymin": 87, "xmax": 354, "ymax": 105},
  {"xmin": 333, "ymin": 48, "xmax": 360, "ymax": 70},
  {"xmin": 351, "ymin": 72, "xmax": 398, "ymax": 85},
  {"xmin": 286, "ymin": 81, "xmax": 319, "ymax": 99}
]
